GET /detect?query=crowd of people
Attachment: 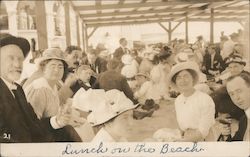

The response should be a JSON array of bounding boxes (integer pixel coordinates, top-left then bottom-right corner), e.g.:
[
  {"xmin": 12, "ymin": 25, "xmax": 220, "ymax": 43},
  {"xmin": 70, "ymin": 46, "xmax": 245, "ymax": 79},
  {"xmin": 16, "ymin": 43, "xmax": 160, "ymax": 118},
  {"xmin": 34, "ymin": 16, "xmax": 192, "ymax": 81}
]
[{"xmin": 0, "ymin": 30, "xmax": 249, "ymax": 143}]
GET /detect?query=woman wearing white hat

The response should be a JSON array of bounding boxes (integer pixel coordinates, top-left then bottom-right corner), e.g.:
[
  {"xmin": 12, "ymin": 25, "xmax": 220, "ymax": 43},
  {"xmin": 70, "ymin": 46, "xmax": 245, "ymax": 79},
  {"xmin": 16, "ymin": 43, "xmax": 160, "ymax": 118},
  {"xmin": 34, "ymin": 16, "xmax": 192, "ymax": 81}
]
[
  {"xmin": 169, "ymin": 61, "xmax": 215, "ymax": 142},
  {"xmin": 88, "ymin": 89, "xmax": 138, "ymax": 142}
]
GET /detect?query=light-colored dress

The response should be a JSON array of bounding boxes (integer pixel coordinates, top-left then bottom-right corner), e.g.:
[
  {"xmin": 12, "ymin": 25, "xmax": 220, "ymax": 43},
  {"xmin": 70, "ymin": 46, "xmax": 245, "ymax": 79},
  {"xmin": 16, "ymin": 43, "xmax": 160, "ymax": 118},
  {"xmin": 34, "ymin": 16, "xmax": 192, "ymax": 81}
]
[
  {"xmin": 134, "ymin": 81, "xmax": 161, "ymax": 104},
  {"xmin": 24, "ymin": 77, "xmax": 60, "ymax": 119},
  {"xmin": 175, "ymin": 90, "xmax": 215, "ymax": 139}
]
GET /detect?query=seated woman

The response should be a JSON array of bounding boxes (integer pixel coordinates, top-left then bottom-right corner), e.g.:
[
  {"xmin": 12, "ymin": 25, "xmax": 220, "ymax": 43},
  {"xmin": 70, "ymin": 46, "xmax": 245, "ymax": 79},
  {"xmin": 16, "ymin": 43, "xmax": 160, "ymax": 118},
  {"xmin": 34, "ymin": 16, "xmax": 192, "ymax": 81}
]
[
  {"xmin": 168, "ymin": 61, "xmax": 216, "ymax": 142},
  {"xmin": 88, "ymin": 90, "xmax": 138, "ymax": 142},
  {"xmin": 24, "ymin": 48, "xmax": 84, "ymax": 141}
]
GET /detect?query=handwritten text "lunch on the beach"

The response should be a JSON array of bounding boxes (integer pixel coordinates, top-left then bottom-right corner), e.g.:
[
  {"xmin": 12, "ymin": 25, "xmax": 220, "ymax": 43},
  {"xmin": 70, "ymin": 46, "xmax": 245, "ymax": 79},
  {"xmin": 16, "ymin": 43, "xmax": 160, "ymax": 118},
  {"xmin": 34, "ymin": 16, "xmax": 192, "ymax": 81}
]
[{"xmin": 62, "ymin": 142, "xmax": 205, "ymax": 155}]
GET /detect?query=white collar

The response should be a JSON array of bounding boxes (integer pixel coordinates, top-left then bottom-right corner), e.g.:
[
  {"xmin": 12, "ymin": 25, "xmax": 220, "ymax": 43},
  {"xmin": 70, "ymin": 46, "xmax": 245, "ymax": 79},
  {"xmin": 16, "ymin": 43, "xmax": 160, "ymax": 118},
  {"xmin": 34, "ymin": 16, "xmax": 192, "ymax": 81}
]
[
  {"xmin": 245, "ymin": 108, "xmax": 250, "ymax": 119},
  {"xmin": 1, "ymin": 77, "xmax": 17, "ymax": 90}
]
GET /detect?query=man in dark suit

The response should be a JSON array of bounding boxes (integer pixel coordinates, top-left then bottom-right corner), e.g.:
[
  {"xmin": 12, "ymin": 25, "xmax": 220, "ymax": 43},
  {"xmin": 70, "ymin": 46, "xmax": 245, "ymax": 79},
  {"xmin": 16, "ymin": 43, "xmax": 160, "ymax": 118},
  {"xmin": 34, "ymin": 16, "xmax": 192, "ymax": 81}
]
[
  {"xmin": 0, "ymin": 34, "xmax": 85, "ymax": 142},
  {"xmin": 202, "ymin": 44, "xmax": 225, "ymax": 77},
  {"xmin": 113, "ymin": 38, "xmax": 130, "ymax": 61},
  {"xmin": 82, "ymin": 49, "xmax": 107, "ymax": 75},
  {"xmin": 81, "ymin": 49, "xmax": 107, "ymax": 86},
  {"xmin": 95, "ymin": 59, "xmax": 137, "ymax": 104},
  {"xmin": 226, "ymin": 73, "xmax": 250, "ymax": 141}
]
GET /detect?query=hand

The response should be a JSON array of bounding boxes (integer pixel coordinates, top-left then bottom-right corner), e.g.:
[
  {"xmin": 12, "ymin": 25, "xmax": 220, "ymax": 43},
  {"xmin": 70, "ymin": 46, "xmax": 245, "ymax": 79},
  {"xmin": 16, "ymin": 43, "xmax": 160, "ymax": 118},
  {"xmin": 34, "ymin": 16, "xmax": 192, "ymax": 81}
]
[
  {"xmin": 183, "ymin": 129, "xmax": 203, "ymax": 142},
  {"xmin": 56, "ymin": 100, "xmax": 86, "ymax": 128},
  {"xmin": 64, "ymin": 73, "xmax": 77, "ymax": 87}
]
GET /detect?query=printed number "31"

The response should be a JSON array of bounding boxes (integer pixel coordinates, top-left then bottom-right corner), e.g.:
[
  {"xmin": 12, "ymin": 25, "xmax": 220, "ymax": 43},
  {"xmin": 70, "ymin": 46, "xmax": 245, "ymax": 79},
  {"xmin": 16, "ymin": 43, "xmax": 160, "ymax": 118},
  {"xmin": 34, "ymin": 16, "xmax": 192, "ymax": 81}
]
[{"xmin": 3, "ymin": 133, "xmax": 11, "ymax": 139}]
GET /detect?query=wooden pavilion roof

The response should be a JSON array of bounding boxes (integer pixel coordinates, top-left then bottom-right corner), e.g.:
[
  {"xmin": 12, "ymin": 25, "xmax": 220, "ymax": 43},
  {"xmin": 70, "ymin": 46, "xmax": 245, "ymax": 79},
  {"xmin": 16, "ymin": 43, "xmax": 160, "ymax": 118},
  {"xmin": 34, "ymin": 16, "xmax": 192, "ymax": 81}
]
[{"xmin": 71, "ymin": 0, "xmax": 249, "ymax": 28}]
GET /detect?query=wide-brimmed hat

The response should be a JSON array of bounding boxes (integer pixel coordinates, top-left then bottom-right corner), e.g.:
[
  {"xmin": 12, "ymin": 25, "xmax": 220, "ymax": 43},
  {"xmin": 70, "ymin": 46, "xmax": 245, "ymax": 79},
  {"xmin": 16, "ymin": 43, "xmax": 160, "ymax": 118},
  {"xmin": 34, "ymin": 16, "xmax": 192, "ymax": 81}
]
[
  {"xmin": 0, "ymin": 33, "xmax": 30, "ymax": 57},
  {"xmin": 168, "ymin": 61, "xmax": 200, "ymax": 89},
  {"xmin": 87, "ymin": 89, "xmax": 138, "ymax": 126},
  {"xmin": 225, "ymin": 55, "xmax": 246, "ymax": 67},
  {"xmin": 35, "ymin": 48, "xmax": 67, "ymax": 67}
]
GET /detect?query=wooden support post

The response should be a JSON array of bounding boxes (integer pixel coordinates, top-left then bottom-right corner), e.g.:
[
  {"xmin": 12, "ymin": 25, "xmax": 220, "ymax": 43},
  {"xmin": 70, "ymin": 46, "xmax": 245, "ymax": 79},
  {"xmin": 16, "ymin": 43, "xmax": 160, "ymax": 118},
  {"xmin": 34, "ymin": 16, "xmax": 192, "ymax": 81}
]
[
  {"xmin": 210, "ymin": 8, "xmax": 214, "ymax": 44},
  {"xmin": 35, "ymin": 1, "xmax": 48, "ymax": 49},
  {"xmin": 168, "ymin": 22, "xmax": 172, "ymax": 42},
  {"xmin": 64, "ymin": 2, "xmax": 71, "ymax": 46},
  {"xmin": 76, "ymin": 16, "xmax": 80, "ymax": 47},
  {"xmin": 83, "ymin": 23, "xmax": 88, "ymax": 52},
  {"xmin": 185, "ymin": 15, "xmax": 189, "ymax": 44}
]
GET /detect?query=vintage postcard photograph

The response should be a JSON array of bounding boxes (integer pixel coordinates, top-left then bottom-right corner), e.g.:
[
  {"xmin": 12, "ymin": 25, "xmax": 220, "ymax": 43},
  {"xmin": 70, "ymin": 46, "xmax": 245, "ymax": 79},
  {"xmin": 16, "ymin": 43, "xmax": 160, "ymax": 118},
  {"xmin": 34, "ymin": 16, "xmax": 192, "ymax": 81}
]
[{"xmin": 0, "ymin": 0, "xmax": 249, "ymax": 156}]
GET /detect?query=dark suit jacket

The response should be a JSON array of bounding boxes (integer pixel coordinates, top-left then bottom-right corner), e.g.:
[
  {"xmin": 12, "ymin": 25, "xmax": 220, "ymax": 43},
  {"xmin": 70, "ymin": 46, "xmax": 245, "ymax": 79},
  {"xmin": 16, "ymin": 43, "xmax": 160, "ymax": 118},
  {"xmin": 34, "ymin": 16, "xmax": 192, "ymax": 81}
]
[
  {"xmin": 82, "ymin": 57, "xmax": 107, "ymax": 74},
  {"xmin": 0, "ymin": 79, "xmax": 81, "ymax": 143},
  {"xmin": 113, "ymin": 47, "xmax": 125, "ymax": 61},
  {"xmin": 202, "ymin": 52, "xmax": 225, "ymax": 75},
  {"xmin": 95, "ymin": 70, "xmax": 137, "ymax": 104}
]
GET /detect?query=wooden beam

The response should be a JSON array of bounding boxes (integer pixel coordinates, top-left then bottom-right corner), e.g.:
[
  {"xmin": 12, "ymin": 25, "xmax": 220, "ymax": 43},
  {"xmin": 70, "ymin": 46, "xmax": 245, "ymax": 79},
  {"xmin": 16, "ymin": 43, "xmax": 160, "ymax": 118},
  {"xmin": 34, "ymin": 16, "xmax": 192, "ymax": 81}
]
[
  {"xmin": 35, "ymin": 0, "xmax": 48, "ymax": 49},
  {"xmin": 64, "ymin": 2, "xmax": 71, "ymax": 46},
  {"xmin": 210, "ymin": 8, "xmax": 214, "ymax": 44},
  {"xmin": 87, "ymin": 27, "xmax": 98, "ymax": 39},
  {"xmin": 76, "ymin": 16, "xmax": 80, "ymax": 47},
  {"xmin": 75, "ymin": 1, "xmax": 204, "ymax": 11},
  {"xmin": 217, "ymin": 6, "xmax": 249, "ymax": 11},
  {"xmin": 84, "ymin": 13, "xmax": 185, "ymax": 23},
  {"xmin": 238, "ymin": 21, "xmax": 244, "ymax": 27},
  {"xmin": 168, "ymin": 22, "xmax": 172, "ymax": 42},
  {"xmin": 158, "ymin": 22, "xmax": 169, "ymax": 32},
  {"xmin": 80, "ymin": 6, "xmax": 204, "ymax": 18},
  {"xmin": 173, "ymin": 0, "xmax": 245, "ymax": 22},
  {"xmin": 86, "ymin": 17, "xmax": 246, "ymax": 28},
  {"xmin": 79, "ymin": 5, "xmax": 249, "ymax": 18},
  {"xmin": 83, "ymin": 12, "xmax": 247, "ymax": 24},
  {"xmin": 83, "ymin": 23, "xmax": 88, "ymax": 51},
  {"xmin": 185, "ymin": 15, "xmax": 189, "ymax": 44},
  {"xmin": 95, "ymin": 0, "xmax": 102, "ymax": 14},
  {"xmin": 172, "ymin": 22, "xmax": 182, "ymax": 32}
]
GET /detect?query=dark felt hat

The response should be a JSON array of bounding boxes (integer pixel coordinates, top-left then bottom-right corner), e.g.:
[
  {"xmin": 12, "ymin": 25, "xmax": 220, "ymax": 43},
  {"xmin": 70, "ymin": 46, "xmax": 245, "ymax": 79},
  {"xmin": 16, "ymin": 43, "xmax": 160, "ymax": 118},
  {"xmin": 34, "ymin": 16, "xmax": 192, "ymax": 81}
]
[{"xmin": 0, "ymin": 33, "xmax": 30, "ymax": 57}]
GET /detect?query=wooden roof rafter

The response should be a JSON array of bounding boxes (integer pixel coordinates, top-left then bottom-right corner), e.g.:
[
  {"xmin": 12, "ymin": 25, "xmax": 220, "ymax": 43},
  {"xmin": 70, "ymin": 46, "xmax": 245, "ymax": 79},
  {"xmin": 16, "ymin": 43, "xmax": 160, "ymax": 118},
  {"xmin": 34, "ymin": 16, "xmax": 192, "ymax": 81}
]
[
  {"xmin": 86, "ymin": 16, "xmax": 246, "ymax": 28},
  {"xmin": 71, "ymin": 0, "xmax": 249, "ymax": 28}
]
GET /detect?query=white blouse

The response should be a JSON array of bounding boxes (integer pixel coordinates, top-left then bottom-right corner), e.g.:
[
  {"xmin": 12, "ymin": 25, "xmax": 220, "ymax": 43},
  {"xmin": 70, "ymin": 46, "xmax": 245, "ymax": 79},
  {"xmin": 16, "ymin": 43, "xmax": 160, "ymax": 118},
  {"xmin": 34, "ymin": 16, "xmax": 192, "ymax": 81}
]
[{"xmin": 175, "ymin": 90, "xmax": 215, "ymax": 138}]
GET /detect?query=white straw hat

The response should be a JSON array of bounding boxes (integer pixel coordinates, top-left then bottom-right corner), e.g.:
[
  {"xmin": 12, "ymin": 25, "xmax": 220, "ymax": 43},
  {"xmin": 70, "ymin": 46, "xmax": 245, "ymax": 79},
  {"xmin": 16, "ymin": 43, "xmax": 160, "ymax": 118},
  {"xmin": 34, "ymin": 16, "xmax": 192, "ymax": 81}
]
[
  {"xmin": 87, "ymin": 89, "xmax": 138, "ymax": 126},
  {"xmin": 168, "ymin": 61, "xmax": 200, "ymax": 89}
]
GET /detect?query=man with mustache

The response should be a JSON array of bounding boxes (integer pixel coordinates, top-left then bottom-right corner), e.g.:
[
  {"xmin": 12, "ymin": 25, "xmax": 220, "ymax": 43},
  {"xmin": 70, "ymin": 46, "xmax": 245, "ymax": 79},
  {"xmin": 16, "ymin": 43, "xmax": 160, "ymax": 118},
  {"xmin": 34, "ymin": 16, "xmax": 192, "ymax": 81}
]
[{"xmin": 0, "ymin": 34, "xmax": 84, "ymax": 142}]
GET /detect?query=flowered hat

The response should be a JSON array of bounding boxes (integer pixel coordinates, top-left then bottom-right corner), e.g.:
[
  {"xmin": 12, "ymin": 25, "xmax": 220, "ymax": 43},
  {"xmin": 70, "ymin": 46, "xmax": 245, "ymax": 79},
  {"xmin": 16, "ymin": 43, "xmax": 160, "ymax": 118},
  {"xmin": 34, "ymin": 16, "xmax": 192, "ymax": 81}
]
[{"xmin": 87, "ymin": 89, "xmax": 138, "ymax": 126}]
